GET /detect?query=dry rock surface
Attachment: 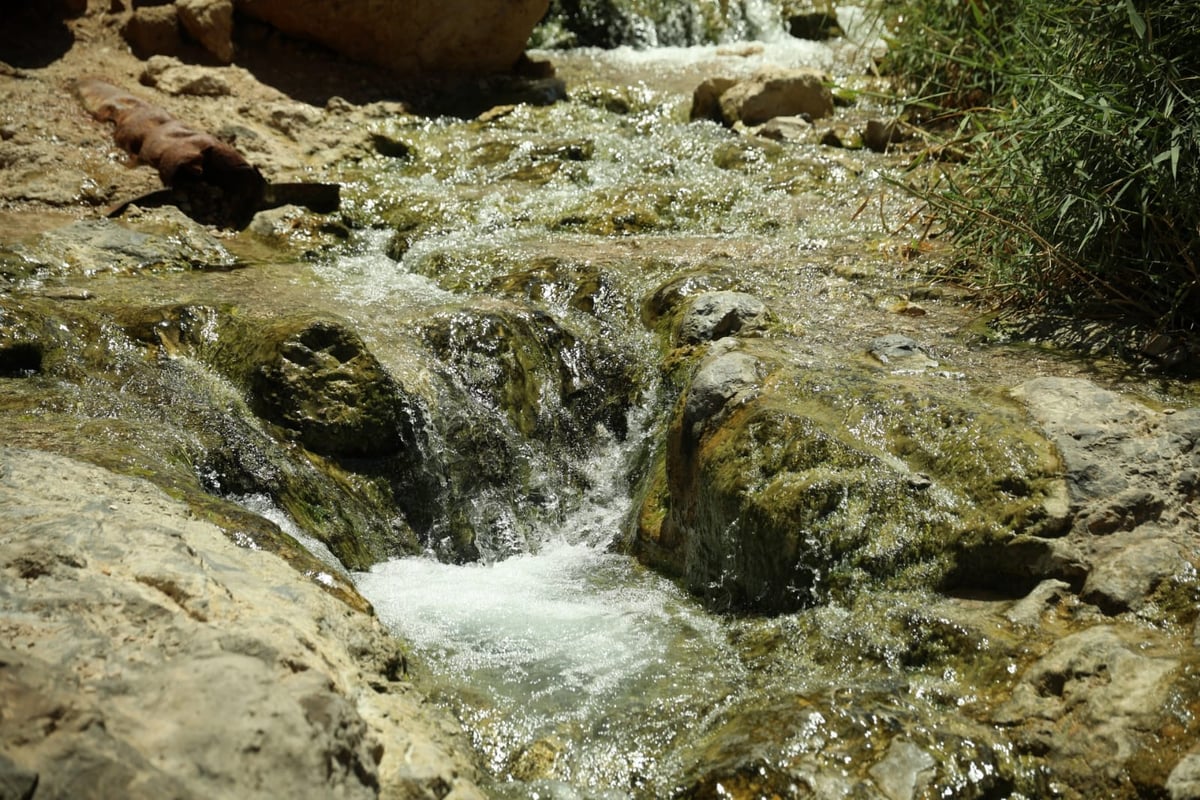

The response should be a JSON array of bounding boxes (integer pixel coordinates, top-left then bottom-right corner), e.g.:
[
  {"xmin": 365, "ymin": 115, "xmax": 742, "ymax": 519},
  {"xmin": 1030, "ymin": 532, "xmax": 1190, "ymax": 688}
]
[{"xmin": 0, "ymin": 447, "xmax": 484, "ymax": 800}]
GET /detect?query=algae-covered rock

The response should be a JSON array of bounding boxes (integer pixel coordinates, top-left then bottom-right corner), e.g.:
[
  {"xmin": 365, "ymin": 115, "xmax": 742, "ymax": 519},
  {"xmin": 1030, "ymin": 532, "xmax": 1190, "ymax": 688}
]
[
  {"xmin": 633, "ymin": 339, "xmax": 1064, "ymax": 612},
  {"xmin": 0, "ymin": 295, "xmax": 410, "ymax": 582},
  {"xmin": 0, "ymin": 216, "xmax": 239, "ymax": 281},
  {"xmin": 248, "ymin": 318, "xmax": 412, "ymax": 458}
]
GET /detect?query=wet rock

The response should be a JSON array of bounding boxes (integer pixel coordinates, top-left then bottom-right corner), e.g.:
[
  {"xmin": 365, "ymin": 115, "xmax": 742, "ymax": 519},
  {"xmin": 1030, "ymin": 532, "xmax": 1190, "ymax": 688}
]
[
  {"xmin": 642, "ymin": 270, "xmax": 738, "ymax": 328},
  {"xmin": 682, "ymin": 345, "xmax": 760, "ymax": 434},
  {"xmin": 690, "ymin": 77, "xmax": 738, "ymax": 123},
  {"xmin": 818, "ymin": 123, "xmax": 863, "ymax": 149},
  {"xmin": 757, "ymin": 114, "xmax": 815, "ymax": 143},
  {"xmin": 717, "ymin": 68, "xmax": 834, "ymax": 127},
  {"xmin": 234, "ymin": 0, "xmax": 550, "ymax": 76},
  {"xmin": 676, "ymin": 291, "xmax": 768, "ymax": 345},
  {"xmin": 247, "ymin": 318, "xmax": 413, "ymax": 458},
  {"xmin": 1168, "ymin": 752, "xmax": 1200, "ymax": 800},
  {"xmin": 418, "ymin": 298, "xmax": 635, "ymax": 444},
  {"xmin": 371, "ymin": 132, "xmax": 413, "ymax": 159},
  {"xmin": 868, "ymin": 334, "xmax": 938, "ymax": 370},
  {"xmin": 0, "ymin": 754, "xmax": 38, "ymax": 800},
  {"xmin": 0, "ymin": 447, "xmax": 483, "ymax": 800},
  {"xmin": 121, "ymin": 4, "xmax": 183, "ymax": 58},
  {"xmin": 995, "ymin": 625, "xmax": 1179, "ymax": 791},
  {"xmin": 863, "ymin": 118, "xmax": 908, "ymax": 153},
  {"xmin": 869, "ymin": 739, "xmax": 937, "ymax": 800},
  {"xmin": 2, "ymin": 216, "xmax": 239, "ymax": 277},
  {"xmin": 177, "ymin": 0, "xmax": 235, "ymax": 63},
  {"xmin": 1081, "ymin": 536, "xmax": 1185, "ymax": 613},
  {"xmin": 637, "ymin": 345, "xmax": 1061, "ymax": 612},
  {"xmin": 1005, "ymin": 578, "xmax": 1073, "ymax": 627}
]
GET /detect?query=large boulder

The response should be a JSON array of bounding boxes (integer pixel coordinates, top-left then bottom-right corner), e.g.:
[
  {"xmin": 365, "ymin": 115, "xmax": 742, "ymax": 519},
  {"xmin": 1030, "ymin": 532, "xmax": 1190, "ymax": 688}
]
[
  {"xmin": 633, "ymin": 338, "xmax": 1065, "ymax": 613},
  {"xmin": 234, "ymin": 0, "xmax": 550, "ymax": 75},
  {"xmin": 0, "ymin": 447, "xmax": 484, "ymax": 800}
]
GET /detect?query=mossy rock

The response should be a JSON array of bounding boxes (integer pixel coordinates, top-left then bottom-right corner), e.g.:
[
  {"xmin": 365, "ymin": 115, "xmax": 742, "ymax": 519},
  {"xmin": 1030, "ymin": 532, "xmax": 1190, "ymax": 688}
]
[
  {"xmin": 0, "ymin": 296, "xmax": 415, "ymax": 581},
  {"xmin": 633, "ymin": 341, "xmax": 1064, "ymax": 612}
]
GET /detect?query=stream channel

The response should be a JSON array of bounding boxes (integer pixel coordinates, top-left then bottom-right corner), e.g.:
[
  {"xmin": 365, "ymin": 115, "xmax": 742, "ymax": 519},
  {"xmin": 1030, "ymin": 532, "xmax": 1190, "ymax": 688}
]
[{"xmin": 295, "ymin": 10, "xmax": 1033, "ymax": 798}]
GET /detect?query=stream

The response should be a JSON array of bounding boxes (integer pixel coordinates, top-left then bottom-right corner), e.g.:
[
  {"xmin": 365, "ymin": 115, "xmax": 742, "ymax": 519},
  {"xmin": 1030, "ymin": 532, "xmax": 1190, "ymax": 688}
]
[
  {"xmin": 332, "ymin": 11, "xmax": 993, "ymax": 797},
  {"xmin": 2, "ymin": 1, "xmax": 1198, "ymax": 797}
]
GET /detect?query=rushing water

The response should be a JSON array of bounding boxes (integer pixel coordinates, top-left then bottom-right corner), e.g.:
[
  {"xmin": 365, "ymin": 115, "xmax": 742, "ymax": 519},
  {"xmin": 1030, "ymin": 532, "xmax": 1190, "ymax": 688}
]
[{"xmin": 258, "ymin": 9, "xmax": 1137, "ymax": 796}]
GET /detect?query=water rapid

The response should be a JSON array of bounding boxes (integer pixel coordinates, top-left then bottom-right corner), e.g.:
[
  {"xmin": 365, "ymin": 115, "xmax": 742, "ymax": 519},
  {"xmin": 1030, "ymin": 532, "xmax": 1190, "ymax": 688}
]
[{"xmin": 356, "ymin": 409, "xmax": 745, "ymax": 797}]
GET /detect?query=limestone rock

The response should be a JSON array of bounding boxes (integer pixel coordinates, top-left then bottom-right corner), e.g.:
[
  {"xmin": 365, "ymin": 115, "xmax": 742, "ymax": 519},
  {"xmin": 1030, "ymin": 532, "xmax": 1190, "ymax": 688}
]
[
  {"xmin": 868, "ymin": 739, "xmax": 937, "ymax": 800},
  {"xmin": 1014, "ymin": 378, "xmax": 1200, "ymax": 614},
  {"xmin": 994, "ymin": 625, "xmax": 1179, "ymax": 790},
  {"xmin": 233, "ymin": 0, "xmax": 550, "ymax": 76},
  {"xmin": 757, "ymin": 114, "xmax": 816, "ymax": 143},
  {"xmin": 140, "ymin": 55, "xmax": 232, "ymax": 96},
  {"xmin": 690, "ymin": 77, "xmax": 737, "ymax": 123},
  {"xmin": 1168, "ymin": 752, "xmax": 1200, "ymax": 800},
  {"xmin": 0, "ymin": 447, "xmax": 483, "ymax": 800},
  {"xmin": 177, "ymin": 0, "xmax": 235, "ymax": 63},
  {"xmin": 716, "ymin": 68, "xmax": 834, "ymax": 127}
]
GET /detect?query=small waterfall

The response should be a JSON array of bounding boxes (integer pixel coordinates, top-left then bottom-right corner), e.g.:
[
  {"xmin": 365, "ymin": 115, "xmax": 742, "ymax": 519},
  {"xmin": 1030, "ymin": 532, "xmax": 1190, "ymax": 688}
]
[
  {"xmin": 355, "ymin": 397, "xmax": 744, "ymax": 797},
  {"xmin": 538, "ymin": 0, "xmax": 793, "ymax": 49}
]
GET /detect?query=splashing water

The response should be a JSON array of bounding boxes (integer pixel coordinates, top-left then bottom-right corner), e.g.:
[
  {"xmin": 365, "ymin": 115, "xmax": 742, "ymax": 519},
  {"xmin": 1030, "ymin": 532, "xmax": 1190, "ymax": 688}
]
[{"xmin": 356, "ymin": 414, "xmax": 744, "ymax": 796}]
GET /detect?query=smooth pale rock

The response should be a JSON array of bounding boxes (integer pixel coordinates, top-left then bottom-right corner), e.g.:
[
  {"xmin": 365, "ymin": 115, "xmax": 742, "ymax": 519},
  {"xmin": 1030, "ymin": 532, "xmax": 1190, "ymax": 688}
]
[
  {"xmin": 0, "ymin": 447, "xmax": 483, "ymax": 800},
  {"xmin": 869, "ymin": 739, "xmax": 936, "ymax": 800},
  {"xmin": 233, "ymin": 0, "xmax": 550, "ymax": 75},
  {"xmin": 717, "ymin": 68, "xmax": 834, "ymax": 127},
  {"xmin": 177, "ymin": 0, "xmax": 234, "ymax": 62},
  {"xmin": 1168, "ymin": 752, "xmax": 1200, "ymax": 800}
]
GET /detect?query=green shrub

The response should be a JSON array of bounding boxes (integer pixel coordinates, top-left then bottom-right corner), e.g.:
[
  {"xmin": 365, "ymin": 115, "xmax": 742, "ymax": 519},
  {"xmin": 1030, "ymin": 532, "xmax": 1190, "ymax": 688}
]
[{"xmin": 884, "ymin": 0, "xmax": 1200, "ymax": 336}]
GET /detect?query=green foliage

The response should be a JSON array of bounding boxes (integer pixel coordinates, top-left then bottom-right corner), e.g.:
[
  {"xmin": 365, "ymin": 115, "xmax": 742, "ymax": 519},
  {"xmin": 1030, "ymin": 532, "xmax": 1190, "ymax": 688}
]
[{"xmin": 884, "ymin": 0, "xmax": 1200, "ymax": 335}]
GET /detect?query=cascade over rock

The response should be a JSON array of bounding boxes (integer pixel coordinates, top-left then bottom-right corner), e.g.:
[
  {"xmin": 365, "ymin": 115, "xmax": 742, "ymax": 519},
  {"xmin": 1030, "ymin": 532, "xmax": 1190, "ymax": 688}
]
[{"xmin": 234, "ymin": 0, "xmax": 551, "ymax": 75}]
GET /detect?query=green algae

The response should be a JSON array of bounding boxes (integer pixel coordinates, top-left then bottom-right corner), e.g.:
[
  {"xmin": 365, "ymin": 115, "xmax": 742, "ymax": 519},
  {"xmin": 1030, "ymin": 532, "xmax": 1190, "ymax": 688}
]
[{"xmin": 633, "ymin": 340, "xmax": 1065, "ymax": 613}]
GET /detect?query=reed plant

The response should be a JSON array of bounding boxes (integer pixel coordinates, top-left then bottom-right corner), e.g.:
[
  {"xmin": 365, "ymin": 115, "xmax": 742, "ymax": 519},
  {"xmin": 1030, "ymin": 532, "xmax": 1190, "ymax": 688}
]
[{"xmin": 882, "ymin": 0, "xmax": 1200, "ymax": 338}]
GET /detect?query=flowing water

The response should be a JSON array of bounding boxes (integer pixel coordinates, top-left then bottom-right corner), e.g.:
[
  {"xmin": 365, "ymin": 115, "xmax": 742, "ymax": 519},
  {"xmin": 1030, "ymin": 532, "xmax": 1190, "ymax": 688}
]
[
  {"xmin": 257, "ymin": 7, "xmax": 1192, "ymax": 797},
  {"xmin": 335, "ymin": 12, "xmax": 923, "ymax": 796}
]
